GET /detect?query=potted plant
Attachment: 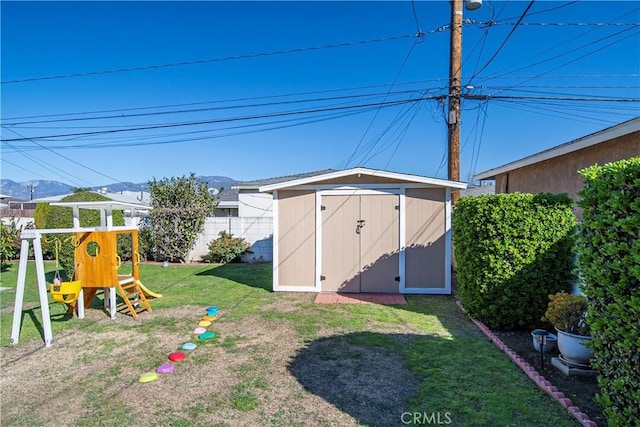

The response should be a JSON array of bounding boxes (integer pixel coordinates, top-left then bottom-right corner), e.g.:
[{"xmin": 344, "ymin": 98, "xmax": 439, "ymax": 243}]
[{"xmin": 543, "ymin": 291, "xmax": 593, "ymax": 366}]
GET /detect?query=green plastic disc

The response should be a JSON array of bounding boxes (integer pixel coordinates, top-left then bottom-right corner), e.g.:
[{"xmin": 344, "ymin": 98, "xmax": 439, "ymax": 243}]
[{"xmin": 198, "ymin": 331, "xmax": 215, "ymax": 340}]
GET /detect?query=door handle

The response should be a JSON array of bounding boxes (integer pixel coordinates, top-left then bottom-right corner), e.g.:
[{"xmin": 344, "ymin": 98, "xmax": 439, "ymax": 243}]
[{"xmin": 356, "ymin": 219, "xmax": 365, "ymax": 234}]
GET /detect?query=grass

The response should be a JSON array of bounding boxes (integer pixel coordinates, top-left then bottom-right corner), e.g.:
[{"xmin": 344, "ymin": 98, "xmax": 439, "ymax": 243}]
[{"xmin": 0, "ymin": 261, "xmax": 580, "ymax": 426}]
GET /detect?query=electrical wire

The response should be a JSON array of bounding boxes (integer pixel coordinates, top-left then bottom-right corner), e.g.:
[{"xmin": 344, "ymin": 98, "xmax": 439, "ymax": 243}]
[
  {"xmin": 465, "ymin": 0, "xmax": 536, "ymax": 87},
  {"xmin": 1, "ymin": 34, "xmax": 418, "ymax": 84},
  {"xmin": 3, "ymin": 88, "xmax": 432, "ymax": 126},
  {"xmin": 1, "ymin": 126, "xmax": 124, "ymax": 184},
  {"xmin": 343, "ymin": 37, "xmax": 424, "ymax": 169},
  {"xmin": 1, "ymin": 79, "xmax": 444, "ymax": 122}
]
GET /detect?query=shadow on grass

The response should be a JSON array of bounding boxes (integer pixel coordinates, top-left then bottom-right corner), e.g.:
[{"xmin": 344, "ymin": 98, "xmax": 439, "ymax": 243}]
[
  {"xmin": 195, "ymin": 263, "xmax": 272, "ymax": 291},
  {"xmin": 287, "ymin": 331, "xmax": 442, "ymax": 426}
]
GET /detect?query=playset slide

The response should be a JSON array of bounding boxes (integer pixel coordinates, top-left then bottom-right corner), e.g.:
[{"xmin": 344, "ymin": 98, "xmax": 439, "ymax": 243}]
[{"xmin": 137, "ymin": 280, "xmax": 163, "ymax": 299}]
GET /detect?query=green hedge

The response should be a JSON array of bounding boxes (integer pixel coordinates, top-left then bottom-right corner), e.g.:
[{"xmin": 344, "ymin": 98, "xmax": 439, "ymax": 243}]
[
  {"xmin": 577, "ymin": 157, "xmax": 640, "ymax": 426},
  {"xmin": 453, "ymin": 193, "xmax": 577, "ymax": 330}
]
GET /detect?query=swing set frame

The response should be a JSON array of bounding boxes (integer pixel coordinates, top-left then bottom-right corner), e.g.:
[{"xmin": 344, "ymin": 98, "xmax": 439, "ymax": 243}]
[{"xmin": 10, "ymin": 201, "xmax": 148, "ymax": 347}]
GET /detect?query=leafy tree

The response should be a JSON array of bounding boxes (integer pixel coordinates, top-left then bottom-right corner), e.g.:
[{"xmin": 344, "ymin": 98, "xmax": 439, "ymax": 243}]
[{"xmin": 148, "ymin": 173, "xmax": 217, "ymax": 263}]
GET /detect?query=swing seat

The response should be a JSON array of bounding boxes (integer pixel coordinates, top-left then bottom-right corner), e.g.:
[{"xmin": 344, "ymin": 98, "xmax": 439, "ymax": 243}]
[{"xmin": 50, "ymin": 280, "xmax": 82, "ymax": 304}]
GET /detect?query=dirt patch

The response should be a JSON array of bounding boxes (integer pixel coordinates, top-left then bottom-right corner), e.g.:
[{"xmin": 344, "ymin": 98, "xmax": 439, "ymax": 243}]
[
  {"xmin": 288, "ymin": 333, "xmax": 420, "ymax": 427},
  {"xmin": 1, "ymin": 305, "xmax": 426, "ymax": 426},
  {"xmin": 493, "ymin": 329, "xmax": 605, "ymax": 425}
]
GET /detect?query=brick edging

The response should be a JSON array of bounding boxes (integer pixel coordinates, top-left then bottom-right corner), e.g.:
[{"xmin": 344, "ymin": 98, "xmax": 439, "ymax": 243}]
[{"xmin": 455, "ymin": 300, "xmax": 597, "ymax": 427}]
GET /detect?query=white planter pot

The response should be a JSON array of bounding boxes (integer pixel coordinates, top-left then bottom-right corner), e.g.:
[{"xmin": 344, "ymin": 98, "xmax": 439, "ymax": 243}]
[
  {"xmin": 556, "ymin": 328, "xmax": 594, "ymax": 366},
  {"xmin": 531, "ymin": 330, "xmax": 557, "ymax": 353}
]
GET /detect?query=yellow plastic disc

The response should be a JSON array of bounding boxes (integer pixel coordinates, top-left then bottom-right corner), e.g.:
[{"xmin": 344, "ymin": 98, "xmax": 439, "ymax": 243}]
[
  {"xmin": 139, "ymin": 372, "xmax": 158, "ymax": 383},
  {"xmin": 198, "ymin": 320, "xmax": 212, "ymax": 327}
]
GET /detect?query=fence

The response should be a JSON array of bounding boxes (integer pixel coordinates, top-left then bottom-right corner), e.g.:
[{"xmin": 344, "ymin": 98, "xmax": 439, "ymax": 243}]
[{"xmin": 188, "ymin": 217, "xmax": 273, "ymax": 263}]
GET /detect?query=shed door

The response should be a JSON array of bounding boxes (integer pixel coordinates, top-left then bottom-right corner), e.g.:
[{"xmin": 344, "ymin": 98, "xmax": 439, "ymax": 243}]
[{"xmin": 321, "ymin": 194, "xmax": 399, "ymax": 293}]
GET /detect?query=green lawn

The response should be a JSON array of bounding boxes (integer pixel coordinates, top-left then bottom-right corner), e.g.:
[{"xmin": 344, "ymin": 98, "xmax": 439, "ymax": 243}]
[{"xmin": 0, "ymin": 261, "xmax": 579, "ymax": 426}]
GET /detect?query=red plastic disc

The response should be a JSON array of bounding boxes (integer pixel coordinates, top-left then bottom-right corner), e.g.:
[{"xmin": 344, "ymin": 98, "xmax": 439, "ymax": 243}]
[{"xmin": 168, "ymin": 352, "xmax": 185, "ymax": 362}]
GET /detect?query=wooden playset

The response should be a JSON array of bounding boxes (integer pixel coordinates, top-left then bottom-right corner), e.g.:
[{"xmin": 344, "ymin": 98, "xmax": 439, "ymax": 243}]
[{"xmin": 10, "ymin": 201, "xmax": 161, "ymax": 347}]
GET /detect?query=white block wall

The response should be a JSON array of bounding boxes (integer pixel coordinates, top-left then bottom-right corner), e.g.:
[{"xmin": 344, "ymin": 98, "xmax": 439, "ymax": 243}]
[{"xmin": 187, "ymin": 217, "xmax": 273, "ymax": 263}]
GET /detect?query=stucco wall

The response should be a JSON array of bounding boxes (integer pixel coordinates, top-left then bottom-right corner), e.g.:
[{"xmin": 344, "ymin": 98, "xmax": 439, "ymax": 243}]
[
  {"xmin": 495, "ymin": 131, "xmax": 639, "ymax": 217},
  {"xmin": 238, "ymin": 192, "xmax": 273, "ymax": 218}
]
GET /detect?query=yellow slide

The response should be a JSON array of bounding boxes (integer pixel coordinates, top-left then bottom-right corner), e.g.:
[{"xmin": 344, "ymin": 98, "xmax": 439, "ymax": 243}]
[{"xmin": 136, "ymin": 280, "xmax": 163, "ymax": 299}]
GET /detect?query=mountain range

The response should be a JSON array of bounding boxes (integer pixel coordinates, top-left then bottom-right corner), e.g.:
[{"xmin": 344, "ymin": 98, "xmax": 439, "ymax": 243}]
[{"xmin": 0, "ymin": 176, "xmax": 236, "ymax": 200}]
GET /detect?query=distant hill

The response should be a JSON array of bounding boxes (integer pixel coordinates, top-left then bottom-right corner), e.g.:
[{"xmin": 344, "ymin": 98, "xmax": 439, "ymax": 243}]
[{"xmin": 0, "ymin": 176, "xmax": 236, "ymax": 200}]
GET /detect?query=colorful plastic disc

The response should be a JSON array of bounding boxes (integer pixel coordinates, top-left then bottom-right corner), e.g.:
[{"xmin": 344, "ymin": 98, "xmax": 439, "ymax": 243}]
[
  {"xmin": 139, "ymin": 372, "xmax": 158, "ymax": 383},
  {"xmin": 198, "ymin": 320, "xmax": 212, "ymax": 327},
  {"xmin": 181, "ymin": 342, "xmax": 197, "ymax": 351},
  {"xmin": 168, "ymin": 352, "xmax": 185, "ymax": 362},
  {"xmin": 202, "ymin": 316, "xmax": 217, "ymax": 321},
  {"xmin": 156, "ymin": 364, "xmax": 174, "ymax": 374},
  {"xmin": 193, "ymin": 326, "xmax": 207, "ymax": 334},
  {"xmin": 198, "ymin": 331, "xmax": 215, "ymax": 340},
  {"xmin": 206, "ymin": 306, "xmax": 219, "ymax": 311}
]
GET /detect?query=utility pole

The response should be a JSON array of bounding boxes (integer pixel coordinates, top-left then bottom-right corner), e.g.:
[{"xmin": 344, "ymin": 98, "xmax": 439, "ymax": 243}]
[
  {"xmin": 448, "ymin": 0, "xmax": 481, "ymax": 203},
  {"xmin": 448, "ymin": 0, "xmax": 463, "ymax": 204}
]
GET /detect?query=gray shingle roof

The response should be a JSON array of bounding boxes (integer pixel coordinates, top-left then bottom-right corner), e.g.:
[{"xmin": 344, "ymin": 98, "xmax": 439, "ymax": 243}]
[
  {"xmin": 234, "ymin": 169, "xmax": 337, "ymax": 188},
  {"xmin": 216, "ymin": 187, "xmax": 239, "ymax": 202},
  {"xmin": 460, "ymin": 184, "xmax": 495, "ymax": 197}
]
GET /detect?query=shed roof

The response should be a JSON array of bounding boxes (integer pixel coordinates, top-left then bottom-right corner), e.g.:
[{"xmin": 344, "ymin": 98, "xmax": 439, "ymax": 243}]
[
  {"xmin": 259, "ymin": 167, "xmax": 467, "ymax": 192},
  {"xmin": 474, "ymin": 117, "xmax": 640, "ymax": 181},
  {"xmin": 234, "ymin": 169, "xmax": 337, "ymax": 189}
]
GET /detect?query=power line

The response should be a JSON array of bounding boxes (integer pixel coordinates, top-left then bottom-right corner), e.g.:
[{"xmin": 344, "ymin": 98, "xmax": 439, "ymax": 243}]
[
  {"xmin": 466, "ymin": 0, "xmax": 536, "ymax": 86},
  {"xmin": 1, "ymin": 140, "xmax": 88, "ymax": 187},
  {"xmin": 1, "ymin": 126, "xmax": 123, "ymax": 184},
  {"xmin": 344, "ymin": 35, "xmax": 425, "ymax": 168},
  {"xmin": 1, "ymin": 34, "xmax": 418, "ymax": 84},
  {"xmin": 2, "ymin": 79, "xmax": 444, "ymax": 122},
  {"xmin": 1, "ymin": 97, "xmax": 434, "ymax": 143},
  {"xmin": 3, "ymin": 88, "xmax": 432, "ymax": 126}
]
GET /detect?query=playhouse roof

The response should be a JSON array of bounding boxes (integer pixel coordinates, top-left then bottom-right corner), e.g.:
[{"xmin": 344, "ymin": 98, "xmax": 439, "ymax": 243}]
[{"xmin": 51, "ymin": 201, "xmax": 148, "ymax": 211}]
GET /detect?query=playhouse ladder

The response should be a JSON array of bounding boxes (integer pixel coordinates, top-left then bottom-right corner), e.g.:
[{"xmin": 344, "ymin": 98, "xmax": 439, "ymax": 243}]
[{"xmin": 116, "ymin": 278, "xmax": 152, "ymax": 320}]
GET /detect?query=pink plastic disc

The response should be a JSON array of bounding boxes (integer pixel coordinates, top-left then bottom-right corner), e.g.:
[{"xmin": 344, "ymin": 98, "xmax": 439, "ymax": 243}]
[
  {"xmin": 193, "ymin": 327, "xmax": 207, "ymax": 334},
  {"xmin": 156, "ymin": 364, "xmax": 174, "ymax": 374}
]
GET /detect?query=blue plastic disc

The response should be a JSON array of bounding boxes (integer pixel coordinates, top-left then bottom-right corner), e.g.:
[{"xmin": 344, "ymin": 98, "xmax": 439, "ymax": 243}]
[{"xmin": 181, "ymin": 342, "xmax": 197, "ymax": 351}]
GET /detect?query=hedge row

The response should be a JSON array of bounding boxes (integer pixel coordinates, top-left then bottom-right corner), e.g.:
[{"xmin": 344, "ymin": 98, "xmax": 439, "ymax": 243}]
[
  {"xmin": 578, "ymin": 157, "xmax": 640, "ymax": 425},
  {"xmin": 453, "ymin": 193, "xmax": 577, "ymax": 330}
]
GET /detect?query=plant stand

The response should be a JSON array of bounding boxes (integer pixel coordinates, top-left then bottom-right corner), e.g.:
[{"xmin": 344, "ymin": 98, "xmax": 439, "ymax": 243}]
[{"xmin": 551, "ymin": 357, "xmax": 598, "ymax": 377}]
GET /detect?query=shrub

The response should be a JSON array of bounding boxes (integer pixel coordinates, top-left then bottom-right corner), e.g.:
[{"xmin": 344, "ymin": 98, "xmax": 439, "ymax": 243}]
[
  {"xmin": 1, "ymin": 218, "xmax": 24, "ymax": 263},
  {"xmin": 543, "ymin": 292, "xmax": 589, "ymax": 335},
  {"xmin": 453, "ymin": 193, "xmax": 577, "ymax": 330},
  {"xmin": 577, "ymin": 157, "xmax": 640, "ymax": 425},
  {"xmin": 207, "ymin": 231, "xmax": 250, "ymax": 263}
]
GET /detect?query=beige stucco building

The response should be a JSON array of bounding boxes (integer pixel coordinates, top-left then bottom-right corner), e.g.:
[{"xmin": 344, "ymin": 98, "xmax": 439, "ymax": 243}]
[
  {"xmin": 474, "ymin": 118, "xmax": 640, "ymax": 218},
  {"xmin": 258, "ymin": 168, "xmax": 466, "ymax": 294}
]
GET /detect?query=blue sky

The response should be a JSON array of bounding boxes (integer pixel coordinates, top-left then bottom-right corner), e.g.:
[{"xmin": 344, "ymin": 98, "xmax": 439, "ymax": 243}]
[{"xmin": 1, "ymin": 1, "xmax": 639, "ymax": 189}]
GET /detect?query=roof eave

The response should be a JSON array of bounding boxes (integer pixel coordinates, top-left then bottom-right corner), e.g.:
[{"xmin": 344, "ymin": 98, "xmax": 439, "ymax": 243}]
[
  {"xmin": 474, "ymin": 117, "xmax": 640, "ymax": 181},
  {"xmin": 259, "ymin": 167, "xmax": 467, "ymax": 192}
]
